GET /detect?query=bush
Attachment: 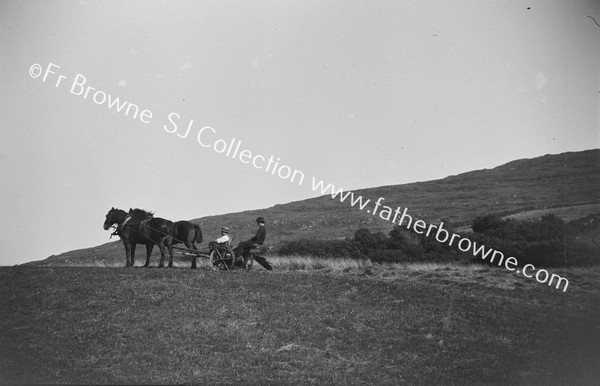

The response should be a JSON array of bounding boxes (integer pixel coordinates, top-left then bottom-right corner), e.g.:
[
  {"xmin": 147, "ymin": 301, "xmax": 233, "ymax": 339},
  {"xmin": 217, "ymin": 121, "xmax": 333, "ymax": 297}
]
[
  {"xmin": 472, "ymin": 214, "xmax": 504, "ymax": 234},
  {"xmin": 354, "ymin": 228, "xmax": 387, "ymax": 252},
  {"xmin": 566, "ymin": 239, "xmax": 600, "ymax": 266},
  {"xmin": 523, "ymin": 239, "xmax": 566, "ymax": 267},
  {"xmin": 469, "ymin": 212, "xmax": 599, "ymax": 267}
]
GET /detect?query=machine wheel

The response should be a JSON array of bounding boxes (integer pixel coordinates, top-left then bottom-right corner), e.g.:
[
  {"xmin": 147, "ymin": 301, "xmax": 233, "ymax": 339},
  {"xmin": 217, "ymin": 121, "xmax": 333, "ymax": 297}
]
[{"xmin": 210, "ymin": 246, "xmax": 236, "ymax": 270}]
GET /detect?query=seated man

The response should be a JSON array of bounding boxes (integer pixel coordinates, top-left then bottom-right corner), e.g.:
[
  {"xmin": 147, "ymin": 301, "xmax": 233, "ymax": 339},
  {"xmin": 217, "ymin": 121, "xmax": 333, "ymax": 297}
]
[
  {"xmin": 208, "ymin": 227, "xmax": 232, "ymax": 250},
  {"xmin": 209, "ymin": 226, "xmax": 233, "ymax": 269},
  {"xmin": 212, "ymin": 226, "xmax": 231, "ymax": 246},
  {"xmin": 234, "ymin": 217, "xmax": 273, "ymax": 270}
]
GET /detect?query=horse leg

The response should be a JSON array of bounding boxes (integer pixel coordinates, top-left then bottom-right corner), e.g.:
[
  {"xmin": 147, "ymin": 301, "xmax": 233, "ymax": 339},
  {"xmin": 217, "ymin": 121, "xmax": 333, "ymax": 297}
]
[
  {"xmin": 187, "ymin": 242, "xmax": 197, "ymax": 269},
  {"xmin": 157, "ymin": 243, "xmax": 165, "ymax": 268},
  {"xmin": 130, "ymin": 243, "xmax": 137, "ymax": 267},
  {"xmin": 144, "ymin": 244, "xmax": 153, "ymax": 268},
  {"xmin": 167, "ymin": 239, "xmax": 174, "ymax": 268},
  {"xmin": 123, "ymin": 241, "xmax": 132, "ymax": 268}
]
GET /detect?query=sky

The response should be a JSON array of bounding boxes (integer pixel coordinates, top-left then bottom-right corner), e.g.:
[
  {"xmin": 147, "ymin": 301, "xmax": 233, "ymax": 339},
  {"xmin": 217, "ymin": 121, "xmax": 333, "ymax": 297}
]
[{"xmin": 1, "ymin": 0, "xmax": 598, "ymax": 266}]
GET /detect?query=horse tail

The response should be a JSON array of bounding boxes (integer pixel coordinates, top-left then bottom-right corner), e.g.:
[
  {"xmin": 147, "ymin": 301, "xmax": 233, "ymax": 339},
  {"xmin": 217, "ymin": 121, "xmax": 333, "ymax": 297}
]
[
  {"xmin": 167, "ymin": 221, "xmax": 175, "ymax": 239},
  {"xmin": 194, "ymin": 224, "xmax": 203, "ymax": 244}
]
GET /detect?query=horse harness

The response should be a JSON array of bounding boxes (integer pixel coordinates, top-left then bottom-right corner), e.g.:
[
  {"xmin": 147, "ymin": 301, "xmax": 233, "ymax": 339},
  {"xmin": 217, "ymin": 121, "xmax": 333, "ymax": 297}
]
[{"xmin": 110, "ymin": 214, "xmax": 152, "ymax": 239}]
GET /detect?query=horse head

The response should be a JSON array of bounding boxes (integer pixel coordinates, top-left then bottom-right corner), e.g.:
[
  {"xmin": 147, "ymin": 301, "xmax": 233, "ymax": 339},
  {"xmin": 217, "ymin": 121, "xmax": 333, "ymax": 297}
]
[{"xmin": 103, "ymin": 207, "xmax": 127, "ymax": 230}]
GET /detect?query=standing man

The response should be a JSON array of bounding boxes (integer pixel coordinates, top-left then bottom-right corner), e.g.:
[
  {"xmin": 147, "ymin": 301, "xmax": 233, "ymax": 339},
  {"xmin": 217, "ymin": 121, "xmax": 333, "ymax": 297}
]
[{"xmin": 235, "ymin": 216, "xmax": 273, "ymax": 270}]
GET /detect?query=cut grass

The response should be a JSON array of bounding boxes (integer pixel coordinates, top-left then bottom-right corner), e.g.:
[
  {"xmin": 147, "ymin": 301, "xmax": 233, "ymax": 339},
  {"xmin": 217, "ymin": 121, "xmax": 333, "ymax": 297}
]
[{"xmin": 267, "ymin": 255, "xmax": 373, "ymax": 271}]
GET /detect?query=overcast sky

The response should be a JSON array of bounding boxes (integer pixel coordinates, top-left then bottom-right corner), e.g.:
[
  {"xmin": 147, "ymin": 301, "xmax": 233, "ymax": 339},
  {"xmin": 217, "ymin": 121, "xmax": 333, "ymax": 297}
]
[{"xmin": 1, "ymin": 0, "xmax": 598, "ymax": 265}]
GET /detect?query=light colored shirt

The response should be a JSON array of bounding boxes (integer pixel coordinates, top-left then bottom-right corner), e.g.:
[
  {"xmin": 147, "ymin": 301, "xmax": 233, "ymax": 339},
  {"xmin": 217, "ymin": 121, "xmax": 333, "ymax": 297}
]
[{"xmin": 215, "ymin": 234, "xmax": 231, "ymax": 245}]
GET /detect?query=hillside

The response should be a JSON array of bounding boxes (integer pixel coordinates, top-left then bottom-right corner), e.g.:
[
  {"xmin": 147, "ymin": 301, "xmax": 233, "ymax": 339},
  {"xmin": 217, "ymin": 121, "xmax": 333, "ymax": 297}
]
[{"xmin": 33, "ymin": 149, "xmax": 600, "ymax": 267}]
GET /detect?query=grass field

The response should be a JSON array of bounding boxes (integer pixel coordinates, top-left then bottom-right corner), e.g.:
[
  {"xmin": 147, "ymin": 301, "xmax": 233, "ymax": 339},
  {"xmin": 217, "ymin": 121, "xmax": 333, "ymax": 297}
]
[{"xmin": 1, "ymin": 263, "xmax": 599, "ymax": 385}]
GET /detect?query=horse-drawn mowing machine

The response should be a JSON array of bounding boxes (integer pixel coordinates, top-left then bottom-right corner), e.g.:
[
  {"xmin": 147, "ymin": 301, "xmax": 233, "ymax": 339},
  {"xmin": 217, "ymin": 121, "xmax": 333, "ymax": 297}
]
[{"xmin": 172, "ymin": 242, "xmax": 245, "ymax": 270}]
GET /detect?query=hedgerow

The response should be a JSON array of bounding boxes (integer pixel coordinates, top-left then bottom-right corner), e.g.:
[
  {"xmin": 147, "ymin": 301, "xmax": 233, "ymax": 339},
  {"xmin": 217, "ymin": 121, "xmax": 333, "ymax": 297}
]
[
  {"xmin": 277, "ymin": 213, "xmax": 600, "ymax": 267},
  {"xmin": 278, "ymin": 226, "xmax": 462, "ymax": 264}
]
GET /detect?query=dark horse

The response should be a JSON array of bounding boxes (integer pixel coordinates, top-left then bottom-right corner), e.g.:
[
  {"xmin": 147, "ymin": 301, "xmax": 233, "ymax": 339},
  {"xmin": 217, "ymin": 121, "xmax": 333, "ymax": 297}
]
[
  {"xmin": 172, "ymin": 220, "xmax": 203, "ymax": 269},
  {"xmin": 103, "ymin": 207, "xmax": 175, "ymax": 268}
]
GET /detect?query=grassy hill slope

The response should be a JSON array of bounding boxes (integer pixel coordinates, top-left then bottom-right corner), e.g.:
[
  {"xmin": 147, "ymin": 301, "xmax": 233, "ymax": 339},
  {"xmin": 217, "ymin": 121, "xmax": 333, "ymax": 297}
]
[{"xmin": 33, "ymin": 149, "xmax": 600, "ymax": 267}]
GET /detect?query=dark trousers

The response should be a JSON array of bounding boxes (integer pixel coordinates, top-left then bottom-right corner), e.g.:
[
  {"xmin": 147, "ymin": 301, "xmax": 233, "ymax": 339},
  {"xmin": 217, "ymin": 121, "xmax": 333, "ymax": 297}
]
[
  {"xmin": 235, "ymin": 241, "xmax": 273, "ymax": 270},
  {"xmin": 234, "ymin": 241, "xmax": 258, "ymax": 257}
]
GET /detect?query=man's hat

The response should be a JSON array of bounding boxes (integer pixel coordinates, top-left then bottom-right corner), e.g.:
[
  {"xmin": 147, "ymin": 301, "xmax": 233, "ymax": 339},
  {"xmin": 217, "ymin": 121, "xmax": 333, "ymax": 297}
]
[
  {"xmin": 221, "ymin": 227, "xmax": 229, "ymax": 234},
  {"xmin": 256, "ymin": 217, "xmax": 265, "ymax": 224}
]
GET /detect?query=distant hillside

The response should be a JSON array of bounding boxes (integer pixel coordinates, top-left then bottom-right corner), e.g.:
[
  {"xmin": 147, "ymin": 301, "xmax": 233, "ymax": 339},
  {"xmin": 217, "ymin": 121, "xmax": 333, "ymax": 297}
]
[{"xmin": 31, "ymin": 149, "xmax": 600, "ymax": 267}]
